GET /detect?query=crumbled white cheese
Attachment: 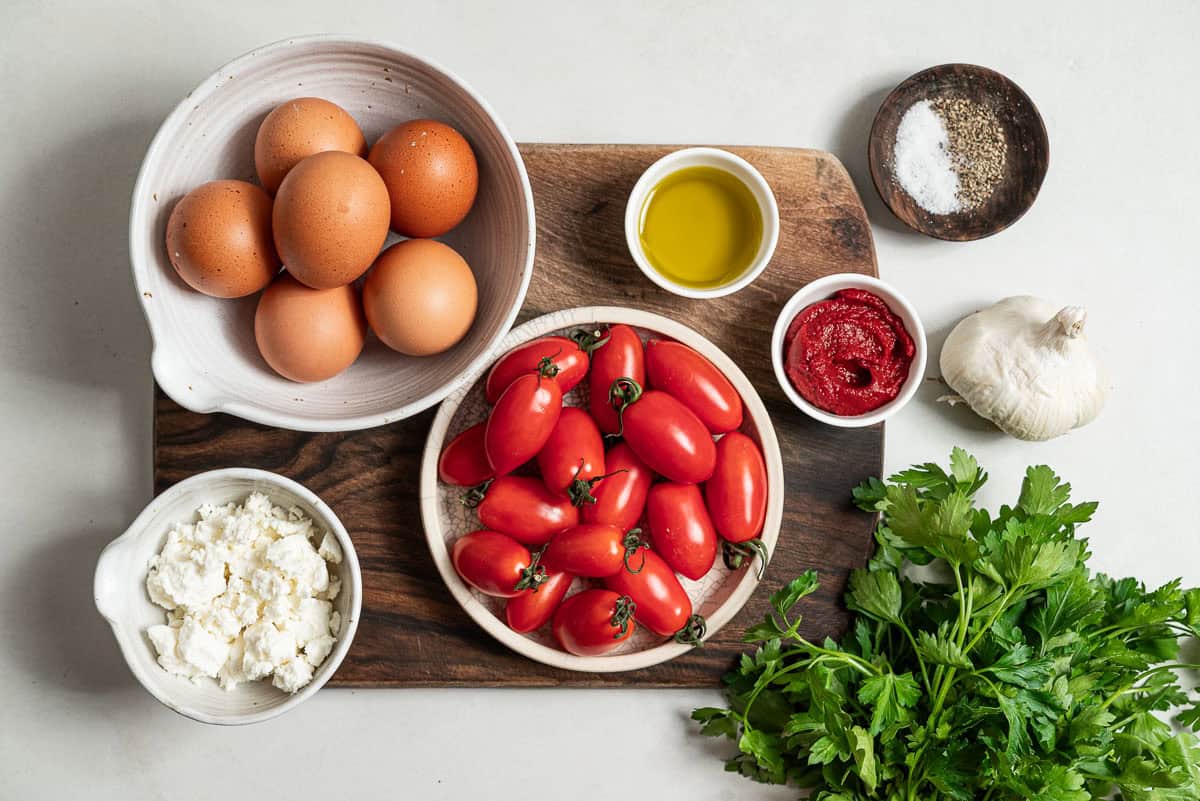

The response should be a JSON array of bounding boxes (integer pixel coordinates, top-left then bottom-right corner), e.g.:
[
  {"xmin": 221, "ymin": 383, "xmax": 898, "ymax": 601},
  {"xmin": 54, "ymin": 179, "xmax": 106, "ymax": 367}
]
[
  {"xmin": 267, "ymin": 534, "xmax": 329, "ymax": 594},
  {"xmin": 272, "ymin": 657, "xmax": 315, "ymax": 694},
  {"xmin": 318, "ymin": 532, "xmax": 343, "ymax": 564},
  {"xmin": 303, "ymin": 635, "xmax": 335, "ymax": 667},
  {"xmin": 144, "ymin": 492, "xmax": 343, "ymax": 693}
]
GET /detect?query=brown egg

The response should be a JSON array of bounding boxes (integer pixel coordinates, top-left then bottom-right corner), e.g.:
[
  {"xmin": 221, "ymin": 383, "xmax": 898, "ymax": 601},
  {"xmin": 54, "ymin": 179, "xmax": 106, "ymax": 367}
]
[
  {"xmin": 272, "ymin": 151, "xmax": 391, "ymax": 289},
  {"xmin": 363, "ymin": 239, "xmax": 478, "ymax": 356},
  {"xmin": 254, "ymin": 98, "xmax": 367, "ymax": 194},
  {"xmin": 254, "ymin": 273, "xmax": 366, "ymax": 382},
  {"xmin": 165, "ymin": 180, "xmax": 279, "ymax": 298},
  {"xmin": 368, "ymin": 119, "xmax": 478, "ymax": 238}
]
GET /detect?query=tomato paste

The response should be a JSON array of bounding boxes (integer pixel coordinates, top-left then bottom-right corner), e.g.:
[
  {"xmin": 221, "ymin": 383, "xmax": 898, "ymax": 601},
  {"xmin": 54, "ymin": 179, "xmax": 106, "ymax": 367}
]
[{"xmin": 783, "ymin": 288, "xmax": 915, "ymax": 416}]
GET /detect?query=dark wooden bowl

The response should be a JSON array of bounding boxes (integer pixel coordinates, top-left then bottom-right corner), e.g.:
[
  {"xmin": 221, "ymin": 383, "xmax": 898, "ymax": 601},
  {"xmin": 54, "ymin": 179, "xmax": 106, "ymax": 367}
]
[{"xmin": 868, "ymin": 64, "xmax": 1049, "ymax": 241}]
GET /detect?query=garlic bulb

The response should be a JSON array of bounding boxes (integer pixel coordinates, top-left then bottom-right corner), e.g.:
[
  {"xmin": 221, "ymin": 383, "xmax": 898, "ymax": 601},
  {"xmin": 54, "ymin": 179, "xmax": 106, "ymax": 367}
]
[{"xmin": 939, "ymin": 296, "xmax": 1107, "ymax": 441}]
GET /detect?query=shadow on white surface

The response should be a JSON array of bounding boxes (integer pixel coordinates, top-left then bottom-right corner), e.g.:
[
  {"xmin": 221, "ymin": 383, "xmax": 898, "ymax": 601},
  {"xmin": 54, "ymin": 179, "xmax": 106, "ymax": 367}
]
[
  {"xmin": 830, "ymin": 76, "xmax": 921, "ymax": 238},
  {"xmin": 3, "ymin": 113, "xmax": 157, "ymax": 476},
  {"xmin": 1, "ymin": 114, "xmax": 159, "ymax": 689},
  {"xmin": 16, "ymin": 526, "xmax": 134, "ymax": 693}
]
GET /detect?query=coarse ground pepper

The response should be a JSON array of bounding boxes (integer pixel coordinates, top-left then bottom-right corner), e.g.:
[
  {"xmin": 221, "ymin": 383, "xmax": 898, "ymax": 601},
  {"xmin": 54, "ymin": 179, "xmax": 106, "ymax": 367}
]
[
  {"xmin": 891, "ymin": 94, "xmax": 1008, "ymax": 214},
  {"xmin": 934, "ymin": 95, "xmax": 1007, "ymax": 210}
]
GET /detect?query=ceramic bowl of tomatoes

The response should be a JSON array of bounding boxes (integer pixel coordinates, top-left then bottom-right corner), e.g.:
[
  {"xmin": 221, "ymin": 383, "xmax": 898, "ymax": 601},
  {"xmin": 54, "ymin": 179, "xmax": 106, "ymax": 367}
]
[{"xmin": 419, "ymin": 306, "xmax": 784, "ymax": 672}]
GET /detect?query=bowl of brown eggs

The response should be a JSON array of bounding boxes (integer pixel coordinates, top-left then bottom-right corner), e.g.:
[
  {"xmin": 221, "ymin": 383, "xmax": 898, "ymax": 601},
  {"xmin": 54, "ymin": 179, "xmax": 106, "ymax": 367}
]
[{"xmin": 130, "ymin": 35, "xmax": 535, "ymax": 431}]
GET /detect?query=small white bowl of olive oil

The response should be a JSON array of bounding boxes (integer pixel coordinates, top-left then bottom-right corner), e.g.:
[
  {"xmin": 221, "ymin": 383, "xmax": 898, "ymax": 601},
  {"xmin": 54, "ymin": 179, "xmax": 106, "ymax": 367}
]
[{"xmin": 625, "ymin": 147, "xmax": 779, "ymax": 299}]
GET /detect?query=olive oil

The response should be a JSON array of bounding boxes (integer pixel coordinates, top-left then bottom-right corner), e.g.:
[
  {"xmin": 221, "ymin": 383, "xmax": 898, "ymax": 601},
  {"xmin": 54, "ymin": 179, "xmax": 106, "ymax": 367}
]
[{"xmin": 637, "ymin": 166, "xmax": 763, "ymax": 289}]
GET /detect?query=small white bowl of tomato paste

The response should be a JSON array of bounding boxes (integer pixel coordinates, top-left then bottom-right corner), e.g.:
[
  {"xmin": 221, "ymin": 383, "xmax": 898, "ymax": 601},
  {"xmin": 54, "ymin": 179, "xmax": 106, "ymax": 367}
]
[{"xmin": 771, "ymin": 273, "xmax": 927, "ymax": 427}]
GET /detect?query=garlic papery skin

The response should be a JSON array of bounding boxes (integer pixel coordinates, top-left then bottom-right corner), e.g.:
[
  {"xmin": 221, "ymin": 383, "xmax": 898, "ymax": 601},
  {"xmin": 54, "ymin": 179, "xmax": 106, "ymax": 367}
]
[{"xmin": 939, "ymin": 296, "xmax": 1108, "ymax": 441}]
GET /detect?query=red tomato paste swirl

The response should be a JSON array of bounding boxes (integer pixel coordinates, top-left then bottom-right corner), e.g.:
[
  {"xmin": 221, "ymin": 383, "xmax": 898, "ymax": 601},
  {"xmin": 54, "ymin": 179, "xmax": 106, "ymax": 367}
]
[{"xmin": 783, "ymin": 288, "xmax": 915, "ymax": 416}]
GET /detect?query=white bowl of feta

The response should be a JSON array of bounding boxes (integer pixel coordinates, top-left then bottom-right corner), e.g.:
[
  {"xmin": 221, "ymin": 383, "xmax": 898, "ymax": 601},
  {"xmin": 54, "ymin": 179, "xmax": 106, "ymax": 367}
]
[{"xmin": 94, "ymin": 468, "xmax": 361, "ymax": 725}]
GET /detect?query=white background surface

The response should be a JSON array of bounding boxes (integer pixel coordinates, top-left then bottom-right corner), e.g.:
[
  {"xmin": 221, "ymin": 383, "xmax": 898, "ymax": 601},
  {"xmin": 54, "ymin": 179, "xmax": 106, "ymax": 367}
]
[{"xmin": 2, "ymin": 1, "xmax": 1198, "ymax": 798}]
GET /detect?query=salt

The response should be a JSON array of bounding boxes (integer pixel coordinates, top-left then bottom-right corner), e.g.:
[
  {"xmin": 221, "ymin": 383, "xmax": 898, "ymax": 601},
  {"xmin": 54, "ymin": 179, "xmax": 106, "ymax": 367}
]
[{"xmin": 893, "ymin": 100, "xmax": 961, "ymax": 215}]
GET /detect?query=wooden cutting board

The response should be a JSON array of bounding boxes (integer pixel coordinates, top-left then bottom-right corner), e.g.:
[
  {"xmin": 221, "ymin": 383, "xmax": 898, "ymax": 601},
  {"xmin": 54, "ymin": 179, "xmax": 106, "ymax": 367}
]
[{"xmin": 153, "ymin": 143, "xmax": 882, "ymax": 687}]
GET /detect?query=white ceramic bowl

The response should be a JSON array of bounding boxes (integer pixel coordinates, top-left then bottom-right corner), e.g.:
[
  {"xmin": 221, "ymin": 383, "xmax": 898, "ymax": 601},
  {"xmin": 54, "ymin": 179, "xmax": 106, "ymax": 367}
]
[
  {"xmin": 624, "ymin": 147, "xmax": 780, "ymax": 299},
  {"xmin": 130, "ymin": 35, "xmax": 535, "ymax": 431},
  {"xmin": 94, "ymin": 469, "xmax": 362, "ymax": 725},
  {"xmin": 420, "ymin": 306, "xmax": 784, "ymax": 672},
  {"xmin": 771, "ymin": 273, "xmax": 927, "ymax": 427}
]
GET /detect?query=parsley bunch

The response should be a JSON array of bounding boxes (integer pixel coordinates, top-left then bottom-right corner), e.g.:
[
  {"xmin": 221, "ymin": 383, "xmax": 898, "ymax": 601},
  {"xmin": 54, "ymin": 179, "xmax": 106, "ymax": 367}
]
[{"xmin": 694, "ymin": 449, "xmax": 1200, "ymax": 800}]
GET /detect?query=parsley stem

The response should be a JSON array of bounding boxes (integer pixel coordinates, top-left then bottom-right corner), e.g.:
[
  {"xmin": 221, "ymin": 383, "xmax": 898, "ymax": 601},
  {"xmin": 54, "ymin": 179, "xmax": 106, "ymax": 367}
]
[
  {"xmin": 930, "ymin": 667, "xmax": 957, "ymax": 728},
  {"xmin": 799, "ymin": 640, "xmax": 879, "ymax": 676},
  {"xmin": 741, "ymin": 657, "xmax": 826, "ymax": 734},
  {"xmin": 962, "ymin": 584, "xmax": 1021, "ymax": 658},
  {"xmin": 897, "ymin": 620, "xmax": 933, "ymax": 695},
  {"xmin": 955, "ymin": 564, "xmax": 974, "ymax": 650},
  {"xmin": 928, "ymin": 583, "xmax": 1014, "ymax": 734},
  {"xmin": 975, "ymin": 672, "xmax": 1002, "ymax": 697},
  {"xmin": 952, "ymin": 562, "xmax": 968, "ymax": 648},
  {"xmin": 741, "ymin": 640, "xmax": 880, "ymax": 737},
  {"xmin": 1097, "ymin": 662, "xmax": 1200, "ymax": 711},
  {"xmin": 1108, "ymin": 710, "xmax": 1138, "ymax": 730}
]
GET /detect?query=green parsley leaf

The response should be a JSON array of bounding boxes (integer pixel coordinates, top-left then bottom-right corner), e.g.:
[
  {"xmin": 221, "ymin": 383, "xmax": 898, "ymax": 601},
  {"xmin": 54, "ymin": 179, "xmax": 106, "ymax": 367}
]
[
  {"xmin": 848, "ymin": 726, "xmax": 878, "ymax": 794},
  {"xmin": 695, "ymin": 450, "xmax": 1200, "ymax": 801},
  {"xmin": 948, "ymin": 446, "xmax": 982, "ymax": 488},
  {"xmin": 1018, "ymin": 465, "xmax": 1072, "ymax": 516},
  {"xmin": 917, "ymin": 628, "xmax": 973, "ymax": 669},
  {"xmin": 807, "ymin": 735, "xmax": 841, "ymax": 766},
  {"xmin": 738, "ymin": 730, "xmax": 786, "ymax": 784},
  {"xmin": 772, "ymin": 571, "xmax": 819, "ymax": 622},
  {"xmin": 846, "ymin": 569, "xmax": 902, "ymax": 624},
  {"xmin": 692, "ymin": 707, "xmax": 737, "ymax": 739},
  {"xmin": 856, "ymin": 672, "xmax": 921, "ymax": 735},
  {"xmin": 1028, "ymin": 764, "xmax": 1089, "ymax": 801},
  {"xmin": 1178, "ymin": 700, "xmax": 1200, "ymax": 730},
  {"xmin": 851, "ymin": 476, "xmax": 888, "ymax": 512}
]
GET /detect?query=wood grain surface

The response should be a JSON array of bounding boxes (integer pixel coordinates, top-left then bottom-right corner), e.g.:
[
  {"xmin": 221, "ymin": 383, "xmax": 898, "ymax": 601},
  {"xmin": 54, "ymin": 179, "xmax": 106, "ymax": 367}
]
[{"xmin": 153, "ymin": 143, "xmax": 883, "ymax": 687}]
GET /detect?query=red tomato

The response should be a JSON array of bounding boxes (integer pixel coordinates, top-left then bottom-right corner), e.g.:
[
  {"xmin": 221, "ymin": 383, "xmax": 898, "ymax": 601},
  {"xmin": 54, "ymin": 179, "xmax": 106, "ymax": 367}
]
[
  {"xmin": 588, "ymin": 324, "xmax": 645, "ymax": 434},
  {"xmin": 552, "ymin": 589, "xmax": 636, "ymax": 656},
  {"xmin": 438, "ymin": 422, "xmax": 494, "ymax": 487},
  {"xmin": 536, "ymin": 407, "xmax": 605, "ymax": 493},
  {"xmin": 605, "ymin": 549, "xmax": 695, "ymax": 638},
  {"xmin": 450, "ymin": 530, "xmax": 540, "ymax": 598},
  {"xmin": 611, "ymin": 379, "xmax": 716, "ymax": 484},
  {"xmin": 705, "ymin": 431, "xmax": 768, "ymax": 543},
  {"xmin": 470, "ymin": 476, "xmax": 578, "ymax": 546},
  {"xmin": 541, "ymin": 523, "xmax": 645, "ymax": 578},
  {"xmin": 485, "ymin": 334, "xmax": 602, "ymax": 404},
  {"xmin": 645, "ymin": 340, "xmax": 743, "ymax": 434},
  {"xmin": 485, "ymin": 362, "xmax": 563, "ymax": 476},
  {"xmin": 506, "ymin": 570, "xmax": 574, "ymax": 633},
  {"xmin": 581, "ymin": 442, "xmax": 653, "ymax": 532},
  {"xmin": 645, "ymin": 482, "xmax": 718, "ymax": 580}
]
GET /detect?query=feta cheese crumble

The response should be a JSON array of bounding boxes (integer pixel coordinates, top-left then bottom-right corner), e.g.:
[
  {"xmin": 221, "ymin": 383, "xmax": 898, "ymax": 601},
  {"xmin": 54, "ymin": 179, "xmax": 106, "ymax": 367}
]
[{"xmin": 145, "ymin": 492, "xmax": 343, "ymax": 693}]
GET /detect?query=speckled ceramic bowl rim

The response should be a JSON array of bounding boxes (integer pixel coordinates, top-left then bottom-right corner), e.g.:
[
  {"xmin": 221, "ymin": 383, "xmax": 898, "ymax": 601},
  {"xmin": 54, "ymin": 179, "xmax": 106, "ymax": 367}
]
[
  {"xmin": 771, "ymin": 273, "xmax": 928, "ymax": 428},
  {"xmin": 419, "ymin": 306, "xmax": 785, "ymax": 672},
  {"xmin": 94, "ymin": 468, "xmax": 362, "ymax": 725},
  {"xmin": 129, "ymin": 34, "xmax": 536, "ymax": 431}
]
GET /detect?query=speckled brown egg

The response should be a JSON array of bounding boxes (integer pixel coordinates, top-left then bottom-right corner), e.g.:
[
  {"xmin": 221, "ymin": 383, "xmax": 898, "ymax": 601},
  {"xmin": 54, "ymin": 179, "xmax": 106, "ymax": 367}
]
[
  {"xmin": 254, "ymin": 272, "xmax": 366, "ymax": 382},
  {"xmin": 272, "ymin": 151, "xmax": 391, "ymax": 289},
  {"xmin": 362, "ymin": 238, "xmax": 477, "ymax": 356},
  {"xmin": 368, "ymin": 119, "xmax": 479, "ymax": 238},
  {"xmin": 254, "ymin": 97, "xmax": 367, "ymax": 194},
  {"xmin": 165, "ymin": 180, "xmax": 280, "ymax": 298}
]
